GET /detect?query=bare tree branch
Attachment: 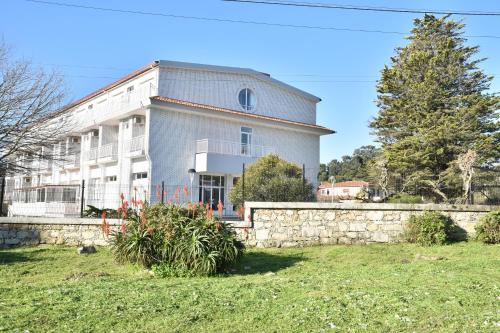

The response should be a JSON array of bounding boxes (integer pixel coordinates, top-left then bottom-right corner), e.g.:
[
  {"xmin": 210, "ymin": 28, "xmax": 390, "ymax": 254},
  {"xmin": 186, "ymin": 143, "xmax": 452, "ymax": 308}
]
[{"xmin": 0, "ymin": 42, "xmax": 71, "ymax": 176}]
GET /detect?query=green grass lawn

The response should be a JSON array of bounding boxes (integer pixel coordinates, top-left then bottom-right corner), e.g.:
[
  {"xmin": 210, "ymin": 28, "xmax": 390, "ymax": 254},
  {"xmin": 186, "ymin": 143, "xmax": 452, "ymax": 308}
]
[{"xmin": 0, "ymin": 243, "xmax": 499, "ymax": 332}]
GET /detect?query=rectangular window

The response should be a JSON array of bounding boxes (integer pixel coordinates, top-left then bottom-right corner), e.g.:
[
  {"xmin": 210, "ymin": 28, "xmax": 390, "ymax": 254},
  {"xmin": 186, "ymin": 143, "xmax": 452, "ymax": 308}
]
[
  {"xmin": 198, "ymin": 175, "xmax": 225, "ymax": 210},
  {"xmin": 133, "ymin": 172, "xmax": 148, "ymax": 180},
  {"xmin": 36, "ymin": 188, "xmax": 46, "ymax": 202},
  {"xmin": 241, "ymin": 127, "xmax": 252, "ymax": 156},
  {"xmin": 62, "ymin": 188, "xmax": 77, "ymax": 203},
  {"xmin": 106, "ymin": 176, "xmax": 117, "ymax": 182}
]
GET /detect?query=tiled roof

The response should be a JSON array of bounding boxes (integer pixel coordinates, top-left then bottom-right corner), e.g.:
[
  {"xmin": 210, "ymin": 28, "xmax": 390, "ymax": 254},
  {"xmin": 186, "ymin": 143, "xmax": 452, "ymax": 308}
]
[
  {"xmin": 150, "ymin": 96, "xmax": 335, "ymax": 134},
  {"xmin": 318, "ymin": 180, "xmax": 369, "ymax": 188}
]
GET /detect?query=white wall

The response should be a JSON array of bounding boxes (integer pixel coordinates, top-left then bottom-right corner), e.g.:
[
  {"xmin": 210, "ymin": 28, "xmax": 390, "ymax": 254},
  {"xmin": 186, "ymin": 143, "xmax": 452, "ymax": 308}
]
[
  {"xmin": 158, "ymin": 67, "xmax": 317, "ymax": 124},
  {"xmin": 147, "ymin": 106, "xmax": 320, "ymax": 205}
]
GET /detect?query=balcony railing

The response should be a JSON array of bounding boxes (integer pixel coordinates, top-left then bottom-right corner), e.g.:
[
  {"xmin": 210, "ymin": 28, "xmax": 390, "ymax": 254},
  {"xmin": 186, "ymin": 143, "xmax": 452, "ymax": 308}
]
[
  {"xmin": 196, "ymin": 139, "xmax": 275, "ymax": 158},
  {"xmin": 63, "ymin": 154, "xmax": 81, "ymax": 168},
  {"xmin": 125, "ymin": 135, "xmax": 145, "ymax": 155},
  {"xmin": 38, "ymin": 159, "xmax": 52, "ymax": 171},
  {"xmin": 98, "ymin": 142, "xmax": 118, "ymax": 160},
  {"xmin": 83, "ymin": 148, "xmax": 98, "ymax": 162}
]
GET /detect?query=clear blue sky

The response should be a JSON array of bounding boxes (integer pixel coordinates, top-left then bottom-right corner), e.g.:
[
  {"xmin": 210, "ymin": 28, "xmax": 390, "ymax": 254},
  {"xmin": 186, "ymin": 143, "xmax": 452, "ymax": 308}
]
[{"xmin": 2, "ymin": 0, "xmax": 499, "ymax": 163}]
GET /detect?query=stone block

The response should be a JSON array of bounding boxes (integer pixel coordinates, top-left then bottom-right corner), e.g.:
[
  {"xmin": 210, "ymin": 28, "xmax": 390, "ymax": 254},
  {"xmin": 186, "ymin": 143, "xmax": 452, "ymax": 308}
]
[
  {"xmin": 349, "ymin": 223, "xmax": 366, "ymax": 232},
  {"xmin": 346, "ymin": 232, "xmax": 358, "ymax": 239},
  {"xmin": 372, "ymin": 232, "xmax": 389, "ymax": 243},
  {"xmin": 325, "ymin": 211, "xmax": 336, "ymax": 221},
  {"xmin": 5, "ymin": 238, "xmax": 20, "ymax": 245},
  {"xmin": 302, "ymin": 227, "xmax": 320, "ymax": 237},
  {"xmin": 366, "ymin": 211, "xmax": 384, "ymax": 221},
  {"xmin": 255, "ymin": 229, "xmax": 270, "ymax": 240}
]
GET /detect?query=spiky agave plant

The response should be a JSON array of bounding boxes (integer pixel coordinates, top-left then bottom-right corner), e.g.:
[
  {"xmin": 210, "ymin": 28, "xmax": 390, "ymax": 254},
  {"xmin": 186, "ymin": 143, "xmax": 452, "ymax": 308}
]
[{"xmin": 110, "ymin": 201, "xmax": 244, "ymax": 275}]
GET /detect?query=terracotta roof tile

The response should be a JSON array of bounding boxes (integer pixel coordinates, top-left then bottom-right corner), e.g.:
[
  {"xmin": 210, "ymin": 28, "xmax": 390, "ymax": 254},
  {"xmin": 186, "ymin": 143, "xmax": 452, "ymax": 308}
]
[
  {"xmin": 150, "ymin": 96, "xmax": 335, "ymax": 134},
  {"xmin": 318, "ymin": 180, "xmax": 370, "ymax": 188}
]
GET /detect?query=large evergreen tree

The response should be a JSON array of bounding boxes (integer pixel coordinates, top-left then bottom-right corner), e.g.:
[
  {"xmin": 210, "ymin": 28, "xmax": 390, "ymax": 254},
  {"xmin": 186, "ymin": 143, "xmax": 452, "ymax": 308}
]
[{"xmin": 370, "ymin": 15, "xmax": 499, "ymax": 202}]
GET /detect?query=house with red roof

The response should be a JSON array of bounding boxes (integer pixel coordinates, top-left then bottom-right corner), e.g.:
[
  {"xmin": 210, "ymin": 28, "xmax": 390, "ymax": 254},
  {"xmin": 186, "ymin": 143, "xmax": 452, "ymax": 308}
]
[{"xmin": 317, "ymin": 180, "xmax": 372, "ymax": 201}]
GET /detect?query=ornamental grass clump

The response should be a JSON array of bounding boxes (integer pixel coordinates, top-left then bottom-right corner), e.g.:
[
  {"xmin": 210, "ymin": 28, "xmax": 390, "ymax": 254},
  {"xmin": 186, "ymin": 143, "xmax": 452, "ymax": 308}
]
[
  {"xmin": 475, "ymin": 210, "xmax": 500, "ymax": 244},
  {"xmin": 404, "ymin": 211, "xmax": 455, "ymax": 246},
  {"xmin": 109, "ymin": 195, "xmax": 244, "ymax": 276}
]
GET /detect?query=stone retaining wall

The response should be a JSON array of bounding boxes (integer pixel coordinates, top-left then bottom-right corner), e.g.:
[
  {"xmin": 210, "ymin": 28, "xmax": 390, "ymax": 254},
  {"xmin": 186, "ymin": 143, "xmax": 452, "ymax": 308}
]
[
  {"xmin": 0, "ymin": 218, "xmax": 119, "ymax": 248},
  {"xmin": 240, "ymin": 202, "xmax": 496, "ymax": 247},
  {"xmin": 1, "ymin": 203, "xmax": 496, "ymax": 248}
]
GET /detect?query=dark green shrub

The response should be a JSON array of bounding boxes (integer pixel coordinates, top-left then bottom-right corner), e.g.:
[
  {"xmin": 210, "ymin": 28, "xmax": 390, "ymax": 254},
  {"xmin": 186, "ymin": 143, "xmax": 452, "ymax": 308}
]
[
  {"xmin": 404, "ymin": 211, "xmax": 454, "ymax": 246},
  {"xmin": 110, "ymin": 202, "xmax": 244, "ymax": 276},
  {"xmin": 229, "ymin": 154, "xmax": 316, "ymax": 208},
  {"xmin": 387, "ymin": 193, "xmax": 424, "ymax": 204},
  {"xmin": 475, "ymin": 211, "xmax": 500, "ymax": 244}
]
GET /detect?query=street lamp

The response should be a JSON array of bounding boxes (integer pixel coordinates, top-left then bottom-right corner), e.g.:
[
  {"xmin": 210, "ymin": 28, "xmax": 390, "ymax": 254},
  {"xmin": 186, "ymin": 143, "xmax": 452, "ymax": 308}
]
[{"xmin": 188, "ymin": 168, "xmax": 196, "ymax": 202}]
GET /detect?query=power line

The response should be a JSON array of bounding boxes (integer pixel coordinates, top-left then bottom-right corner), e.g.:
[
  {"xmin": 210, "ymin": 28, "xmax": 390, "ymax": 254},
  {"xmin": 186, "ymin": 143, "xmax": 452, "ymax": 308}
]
[
  {"xmin": 23, "ymin": 0, "xmax": 500, "ymax": 39},
  {"xmin": 223, "ymin": 0, "xmax": 500, "ymax": 17}
]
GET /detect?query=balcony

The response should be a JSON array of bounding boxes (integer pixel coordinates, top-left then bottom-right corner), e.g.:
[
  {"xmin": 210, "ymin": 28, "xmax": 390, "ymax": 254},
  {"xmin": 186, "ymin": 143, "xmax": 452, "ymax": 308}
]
[
  {"xmin": 63, "ymin": 154, "xmax": 81, "ymax": 169},
  {"xmin": 196, "ymin": 139, "xmax": 274, "ymax": 158},
  {"xmin": 97, "ymin": 142, "xmax": 118, "ymax": 163},
  {"xmin": 38, "ymin": 159, "xmax": 53, "ymax": 173},
  {"xmin": 75, "ymin": 83, "xmax": 157, "ymax": 130},
  {"xmin": 83, "ymin": 148, "xmax": 98, "ymax": 164},
  {"xmin": 195, "ymin": 139, "xmax": 275, "ymax": 174},
  {"xmin": 124, "ymin": 135, "xmax": 145, "ymax": 157}
]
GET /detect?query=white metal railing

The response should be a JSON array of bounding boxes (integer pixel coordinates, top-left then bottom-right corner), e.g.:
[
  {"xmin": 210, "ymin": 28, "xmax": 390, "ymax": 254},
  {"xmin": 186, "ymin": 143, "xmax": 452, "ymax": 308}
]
[
  {"xmin": 64, "ymin": 154, "xmax": 80, "ymax": 167},
  {"xmin": 83, "ymin": 148, "xmax": 98, "ymax": 161},
  {"xmin": 75, "ymin": 82, "xmax": 157, "ymax": 129},
  {"xmin": 196, "ymin": 139, "xmax": 275, "ymax": 158},
  {"xmin": 38, "ymin": 159, "xmax": 52, "ymax": 170},
  {"xmin": 98, "ymin": 142, "xmax": 118, "ymax": 159},
  {"xmin": 126, "ymin": 135, "xmax": 145, "ymax": 153}
]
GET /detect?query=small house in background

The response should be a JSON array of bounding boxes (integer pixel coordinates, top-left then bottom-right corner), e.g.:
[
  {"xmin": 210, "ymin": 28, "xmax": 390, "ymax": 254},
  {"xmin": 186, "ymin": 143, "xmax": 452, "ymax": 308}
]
[{"xmin": 318, "ymin": 180, "xmax": 382, "ymax": 201}]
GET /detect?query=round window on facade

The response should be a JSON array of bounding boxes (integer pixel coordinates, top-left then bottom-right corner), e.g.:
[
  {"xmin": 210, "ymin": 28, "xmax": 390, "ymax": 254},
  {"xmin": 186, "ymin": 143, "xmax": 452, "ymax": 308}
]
[{"xmin": 238, "ymin": 88, "xmax": 255, "ymax": 111}]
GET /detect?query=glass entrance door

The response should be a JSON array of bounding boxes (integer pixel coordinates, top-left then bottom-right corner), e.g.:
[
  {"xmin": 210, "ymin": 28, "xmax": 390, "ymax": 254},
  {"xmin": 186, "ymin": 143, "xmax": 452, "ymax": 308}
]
[{"xmin": 199, "ymin": 175, "xmax": 225, "ymax": 210}]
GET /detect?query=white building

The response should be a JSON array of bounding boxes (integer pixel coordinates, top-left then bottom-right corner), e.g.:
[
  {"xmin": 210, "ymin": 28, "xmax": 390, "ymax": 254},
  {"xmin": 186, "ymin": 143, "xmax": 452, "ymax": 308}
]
[
  {"xmin": 317, "ymin": 180, "xmax": 370, "ymax": 201},
  {"xmin": 6, "ymin": 60, "xmax": 334, "ymax": 217}
]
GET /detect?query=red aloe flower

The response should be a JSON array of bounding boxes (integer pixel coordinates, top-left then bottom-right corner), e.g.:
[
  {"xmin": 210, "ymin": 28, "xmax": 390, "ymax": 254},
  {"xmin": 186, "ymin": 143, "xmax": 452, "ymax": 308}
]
[
  {"xmin": 156, "ymin": 184, "xmax": 161, "ymax": 201},
  {"xmin": 217, "ymin": 200, "xmax": 223, "ymax": 217},
  {"xmin": 120, "ymin": 223, "xmax": 126, "ymax": 234},
  {"xmin": 206, "ymin": 207, "xmax": 214, "ymax": 220},
  {"xmin": 183, "ymin": 185, "xmax": 189, "ymax": 199}
]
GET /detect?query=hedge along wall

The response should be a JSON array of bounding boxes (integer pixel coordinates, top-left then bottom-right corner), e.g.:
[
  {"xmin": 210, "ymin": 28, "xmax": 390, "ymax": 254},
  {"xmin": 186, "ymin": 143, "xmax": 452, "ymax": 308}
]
[
  {"xmin": 239, "ymin": 202, "xmax": 496, "ymax": 248},
  {"xmin": 0, "ymin": 218, "xmax": 119, "ymax": 248}
]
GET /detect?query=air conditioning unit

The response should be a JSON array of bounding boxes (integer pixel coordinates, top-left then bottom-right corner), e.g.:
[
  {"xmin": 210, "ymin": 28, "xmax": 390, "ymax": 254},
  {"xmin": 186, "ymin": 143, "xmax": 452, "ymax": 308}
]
[
  {"xmin": 132, "ymin": 116, "xmax": 143, "ymax": 124},
  {"xmin": 89, "ymin": 130, "xmax": 99, "ymax": 137},
  {"xmin": 70, "ymin": 137, "xmax": 80, "ymax": 144}
]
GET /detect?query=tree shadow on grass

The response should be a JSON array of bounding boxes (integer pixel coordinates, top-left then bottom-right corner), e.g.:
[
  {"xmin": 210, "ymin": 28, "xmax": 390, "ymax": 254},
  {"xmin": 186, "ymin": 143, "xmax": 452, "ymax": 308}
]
[
  {"xmin": 0, "ymin": 251, "xmax": 40, "ymax": 265},
  {"xmin": 0, "ymin": 247, "xmax": 51, "ymax": 265},
  {"xmin": 230, "ymin": 251, "xmax": 306, "ymax": 275}
]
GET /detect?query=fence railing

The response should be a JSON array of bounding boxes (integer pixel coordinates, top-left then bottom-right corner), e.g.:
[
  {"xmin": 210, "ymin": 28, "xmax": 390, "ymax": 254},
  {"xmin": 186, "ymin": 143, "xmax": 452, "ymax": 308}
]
[
  {"xmin": 196, "ymin": 139, "xmax": 275, "ymax": 158},
  {"xmin": 98, "ymin": 142, "xmax": 118, "ymax": 160},
  {"xmin": 63, "ymin": 154, "xmax": 81, "ymax": 168},
  {"xmin": 124, "ymin": 135, "xmax": 145, "ymax": 155},
  {"xmin": 83, "ymin": 148, "xmax": 98, "ymax": 162}
]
